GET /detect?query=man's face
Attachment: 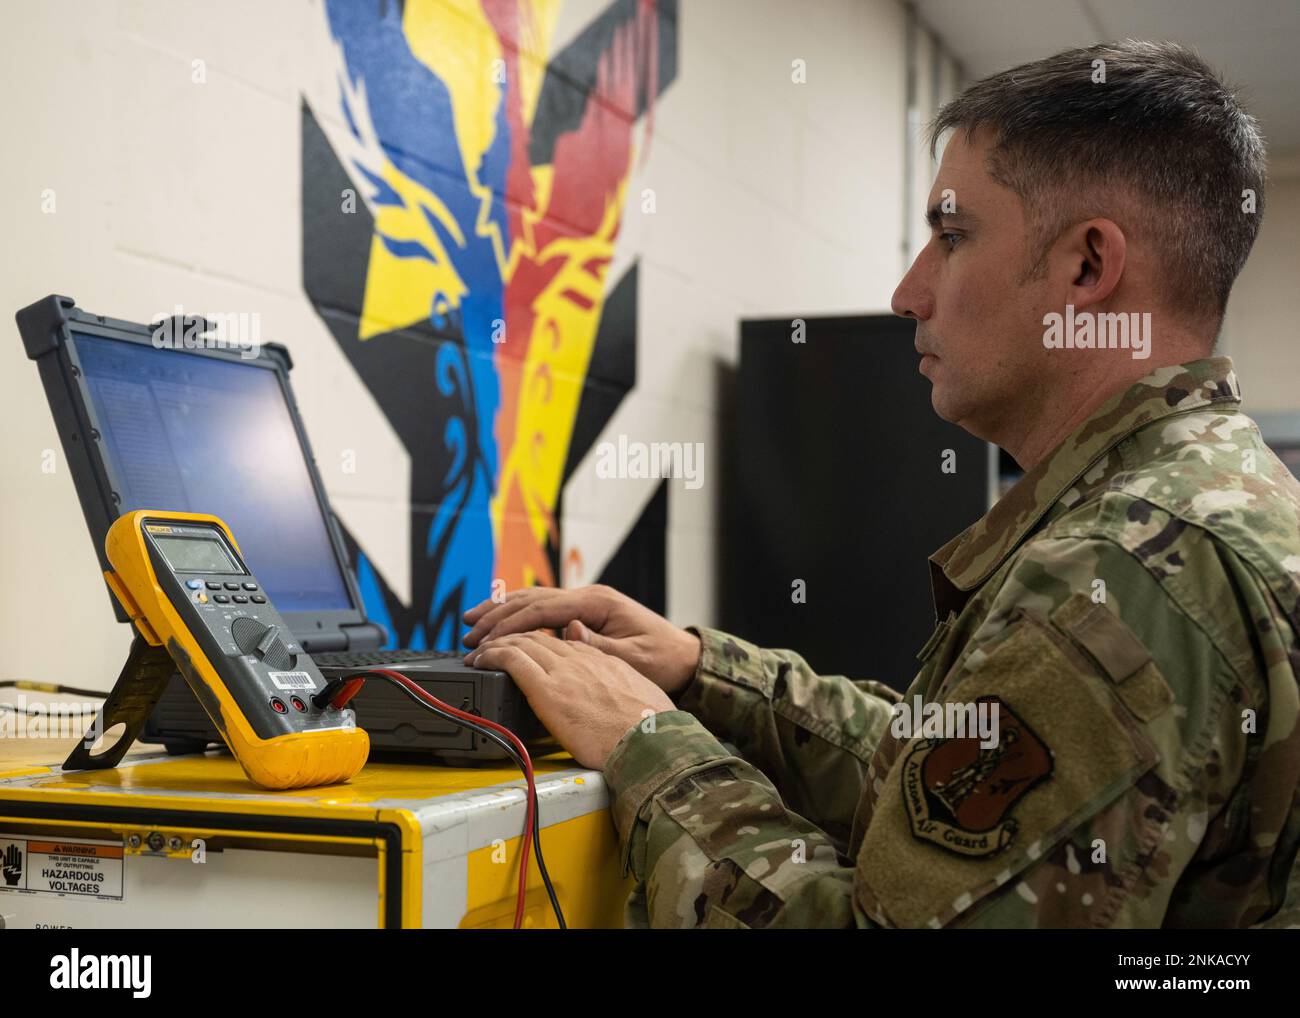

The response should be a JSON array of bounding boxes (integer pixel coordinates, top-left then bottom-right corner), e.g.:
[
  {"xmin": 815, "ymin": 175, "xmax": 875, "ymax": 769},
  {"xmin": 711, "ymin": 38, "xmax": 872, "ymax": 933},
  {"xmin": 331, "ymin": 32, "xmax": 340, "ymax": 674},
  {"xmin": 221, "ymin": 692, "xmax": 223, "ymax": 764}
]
[{"xmin": 892, "ymin": 131, "xmax": 1057, "ymax": 440}]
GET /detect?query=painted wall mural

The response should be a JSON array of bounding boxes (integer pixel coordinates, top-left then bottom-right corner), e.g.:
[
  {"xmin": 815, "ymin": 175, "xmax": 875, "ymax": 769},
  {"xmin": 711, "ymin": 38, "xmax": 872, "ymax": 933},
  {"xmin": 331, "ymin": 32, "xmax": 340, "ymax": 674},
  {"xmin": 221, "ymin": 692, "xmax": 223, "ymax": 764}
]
[{"xmin": 302, "ymin": 0, "xmax": 678, "ymax": 650}]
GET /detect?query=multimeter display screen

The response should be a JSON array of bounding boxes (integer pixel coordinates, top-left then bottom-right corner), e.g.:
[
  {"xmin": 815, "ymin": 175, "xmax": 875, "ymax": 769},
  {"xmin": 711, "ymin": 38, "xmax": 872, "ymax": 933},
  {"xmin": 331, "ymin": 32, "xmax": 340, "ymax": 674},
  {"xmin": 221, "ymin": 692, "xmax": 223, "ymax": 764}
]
[{"xmin": 153, "ymin": 535, "xmax": 243, "ymax": 574}]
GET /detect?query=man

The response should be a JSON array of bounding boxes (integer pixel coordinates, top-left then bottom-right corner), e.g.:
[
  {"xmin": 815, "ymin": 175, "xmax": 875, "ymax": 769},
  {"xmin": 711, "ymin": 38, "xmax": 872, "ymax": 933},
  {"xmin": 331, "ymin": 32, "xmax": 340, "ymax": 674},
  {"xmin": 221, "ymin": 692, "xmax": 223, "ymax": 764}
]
[{"xmin": 461, "ymin": 40, "xmax": 1300, "ymax": 928}]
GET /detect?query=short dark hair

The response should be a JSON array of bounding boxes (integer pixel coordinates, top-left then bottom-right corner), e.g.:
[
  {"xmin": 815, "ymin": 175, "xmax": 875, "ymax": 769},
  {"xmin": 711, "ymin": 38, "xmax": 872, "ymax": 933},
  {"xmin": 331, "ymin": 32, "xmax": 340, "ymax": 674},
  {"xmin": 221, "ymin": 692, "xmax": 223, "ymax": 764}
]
[{"xmin": 930, "ymin": 40, "xmax": 1266, "ymax": 323}]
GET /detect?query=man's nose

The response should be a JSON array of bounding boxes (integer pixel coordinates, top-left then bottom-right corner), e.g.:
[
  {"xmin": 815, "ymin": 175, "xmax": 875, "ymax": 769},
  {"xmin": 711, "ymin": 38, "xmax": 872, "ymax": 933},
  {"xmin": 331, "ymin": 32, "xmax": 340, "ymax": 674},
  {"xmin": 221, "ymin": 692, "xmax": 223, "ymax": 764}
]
[{"xmin": 891, "ymin": 258, "xmax": 933, "ymax": 321}]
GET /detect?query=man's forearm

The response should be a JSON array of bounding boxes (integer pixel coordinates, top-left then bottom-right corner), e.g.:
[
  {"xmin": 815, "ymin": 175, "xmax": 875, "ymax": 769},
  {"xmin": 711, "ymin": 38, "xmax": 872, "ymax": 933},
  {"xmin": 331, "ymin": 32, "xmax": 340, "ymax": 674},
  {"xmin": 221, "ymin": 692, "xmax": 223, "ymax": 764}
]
[
  {"xmin": 604, "ymin": 710, "xmax": 868, "ymax": 928},
  {"xmin": 672, "ymin": 627, "xmax": 899, "ymax": 846}
]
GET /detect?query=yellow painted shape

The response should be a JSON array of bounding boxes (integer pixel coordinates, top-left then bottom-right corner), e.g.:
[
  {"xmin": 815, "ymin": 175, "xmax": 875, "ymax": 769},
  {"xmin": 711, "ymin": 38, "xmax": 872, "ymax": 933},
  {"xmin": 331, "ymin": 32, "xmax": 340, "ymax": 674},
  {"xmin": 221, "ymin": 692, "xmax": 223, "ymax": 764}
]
[
  {"xmin": 461, "ymin": 809, "xmax": 632, "ymax": 928},
  {"xmin": 358, "ymin": 232, "xmax": 462, "ymax": 340},
  {"xmin": 358, "ymin": 164, "xmax": 469, "ymax": 339},
  {"xmin": 491, "ymin": 174, "xmax": 630, "ymax": 546}
]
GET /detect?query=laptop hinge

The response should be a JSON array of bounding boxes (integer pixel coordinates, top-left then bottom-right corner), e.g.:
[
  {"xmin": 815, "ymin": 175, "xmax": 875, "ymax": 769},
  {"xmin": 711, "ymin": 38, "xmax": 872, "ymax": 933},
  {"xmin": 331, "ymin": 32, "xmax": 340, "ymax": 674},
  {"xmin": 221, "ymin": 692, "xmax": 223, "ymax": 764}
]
[
  {"xmin": 300, "ymin": 631, "xmax": 348, "ymax": 653},
  {"xmin": 339, "ymin": 621, "xmax": 388, "ymax": 651}
]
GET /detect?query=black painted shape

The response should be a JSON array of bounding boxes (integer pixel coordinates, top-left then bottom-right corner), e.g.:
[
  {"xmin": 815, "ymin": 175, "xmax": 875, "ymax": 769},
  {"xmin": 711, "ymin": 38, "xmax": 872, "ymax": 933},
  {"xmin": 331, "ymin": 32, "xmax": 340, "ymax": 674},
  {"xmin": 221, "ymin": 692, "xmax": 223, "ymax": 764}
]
[
  {"xmin": 302, "ymin": 99, "xmax": 377, "ymax": 323},
  {"xmin": 595, "ymin": 479, "xmax": 668, "ymax": 616},
  {"xmin": 528, "ymin": 0, "xmax": 679, "ymax": 168},
  {"xmin": 563, "ymin": 261, "xmax": 637, "ymax": 484}
]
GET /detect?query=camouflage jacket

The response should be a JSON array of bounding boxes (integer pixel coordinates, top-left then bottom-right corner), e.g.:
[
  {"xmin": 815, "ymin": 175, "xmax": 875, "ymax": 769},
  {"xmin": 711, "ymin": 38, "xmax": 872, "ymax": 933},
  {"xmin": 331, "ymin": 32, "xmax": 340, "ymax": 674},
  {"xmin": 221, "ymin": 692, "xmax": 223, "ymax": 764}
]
[{"xmin": 602, "ymin": 357, "xmax": 1300, "ymax": 928}]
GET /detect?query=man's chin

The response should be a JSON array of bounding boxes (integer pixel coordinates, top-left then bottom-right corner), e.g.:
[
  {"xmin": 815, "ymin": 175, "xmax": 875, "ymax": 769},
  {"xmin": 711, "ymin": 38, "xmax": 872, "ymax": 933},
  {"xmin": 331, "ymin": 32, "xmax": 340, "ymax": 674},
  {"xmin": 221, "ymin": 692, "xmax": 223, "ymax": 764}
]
[
  {"xmin": 919, "ymin": 361, "xmax": 954, "ymax": 420},
  {"xmin": 929, "ymin": 394, "xmax": 960, "ymax": 424},
  {"xmin": 926, "ymin": 382, "xmax": 964, "ymax": 425}
]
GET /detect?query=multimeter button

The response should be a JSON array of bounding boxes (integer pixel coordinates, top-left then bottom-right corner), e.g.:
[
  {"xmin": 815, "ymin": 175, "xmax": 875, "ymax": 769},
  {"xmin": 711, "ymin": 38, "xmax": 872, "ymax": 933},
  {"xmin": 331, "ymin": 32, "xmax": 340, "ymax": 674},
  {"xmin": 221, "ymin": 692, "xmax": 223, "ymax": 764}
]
[
  {"xmin": 223, "ymin": 582, "xmax": 240, "ymax": 591},
  {"xmin": 251, "ymin": 594, "xmax": 266, "ymax": 603},
  {"xmin": 290, "ymin": 696, "xmax": 307, "ymax": 712},
  {"xmin": 213, "ymin": 594, "xmax": 230, "ymax": 603},
  {"xmin": 206, "ymin": 581, "xmax": 222, "ymax": 590},
  {"xmin": 242, "ymin": 582, "xmax": 258, "ymax": 591},
  {"xmin": 185, "ymin": 579, "xmax": 203, "ymax": 590},
  {"xmin": 233, "ymin": 594, "xmax": 249, "ymax": 603},
  {"xmin": 270, "ymin": 697, "xmax": 288, "ymax": 714}
]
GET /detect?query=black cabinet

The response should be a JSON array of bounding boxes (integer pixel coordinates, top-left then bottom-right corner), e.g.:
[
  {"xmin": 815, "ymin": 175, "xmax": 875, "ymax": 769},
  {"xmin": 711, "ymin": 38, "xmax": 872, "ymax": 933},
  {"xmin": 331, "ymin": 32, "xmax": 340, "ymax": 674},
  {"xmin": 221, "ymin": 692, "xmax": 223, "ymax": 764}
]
[{"xmin": 721, "ymin": 314, "xmax": 991, "ymax": 691}]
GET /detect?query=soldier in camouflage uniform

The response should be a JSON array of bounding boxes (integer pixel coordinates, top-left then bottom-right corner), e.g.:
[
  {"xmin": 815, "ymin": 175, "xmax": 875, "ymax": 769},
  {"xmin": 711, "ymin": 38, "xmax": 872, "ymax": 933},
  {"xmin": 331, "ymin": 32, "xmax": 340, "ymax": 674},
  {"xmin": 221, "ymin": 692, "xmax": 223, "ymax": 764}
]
[{"xmin": 463, "ymin": 43, "xmax": 1300, "ymax": 927}]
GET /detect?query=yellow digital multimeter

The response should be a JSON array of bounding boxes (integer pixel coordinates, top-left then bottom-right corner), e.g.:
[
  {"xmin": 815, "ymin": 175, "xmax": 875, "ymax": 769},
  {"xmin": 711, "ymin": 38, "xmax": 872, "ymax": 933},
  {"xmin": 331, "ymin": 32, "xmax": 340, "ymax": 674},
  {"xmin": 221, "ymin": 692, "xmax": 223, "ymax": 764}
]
[{"xmin": 67, "ymin": 510, "xmax": 369, "ymax": 790}]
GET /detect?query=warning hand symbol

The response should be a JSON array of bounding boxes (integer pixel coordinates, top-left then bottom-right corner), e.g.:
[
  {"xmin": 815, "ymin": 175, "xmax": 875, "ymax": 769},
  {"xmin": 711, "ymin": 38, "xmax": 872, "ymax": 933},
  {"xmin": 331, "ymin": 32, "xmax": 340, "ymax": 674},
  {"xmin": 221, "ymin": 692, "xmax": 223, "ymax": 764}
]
[{"xmin": 2, "ymin": 844, "xmax": 21, "ymax": 886}]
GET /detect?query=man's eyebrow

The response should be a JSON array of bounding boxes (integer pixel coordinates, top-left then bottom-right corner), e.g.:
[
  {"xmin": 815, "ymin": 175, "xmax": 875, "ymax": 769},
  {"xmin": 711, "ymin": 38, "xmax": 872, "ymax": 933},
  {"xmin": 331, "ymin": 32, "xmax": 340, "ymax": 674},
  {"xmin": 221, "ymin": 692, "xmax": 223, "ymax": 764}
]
[{"xmin": 925, "ymin": 204, "xmax": 981, "ymax": 229}]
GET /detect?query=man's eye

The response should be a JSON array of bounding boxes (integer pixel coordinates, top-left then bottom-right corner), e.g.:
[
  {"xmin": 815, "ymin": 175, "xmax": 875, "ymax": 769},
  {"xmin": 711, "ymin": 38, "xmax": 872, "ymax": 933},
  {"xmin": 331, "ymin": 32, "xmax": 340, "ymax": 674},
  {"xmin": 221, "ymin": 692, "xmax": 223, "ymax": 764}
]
[{"xmin": 940, "ymin": 232, "xmax": 963, "ymax": 251}]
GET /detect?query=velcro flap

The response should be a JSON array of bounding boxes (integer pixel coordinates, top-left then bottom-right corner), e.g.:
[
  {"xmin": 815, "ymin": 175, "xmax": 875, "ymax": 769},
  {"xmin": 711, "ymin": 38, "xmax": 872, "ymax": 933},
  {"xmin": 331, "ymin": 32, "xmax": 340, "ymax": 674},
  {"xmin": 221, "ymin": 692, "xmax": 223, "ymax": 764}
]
[
  {"xmin": 1051, "ymin": 594, "xmax": 1174, "ymax": 722},
  {"xmin": 1051, "ymin": 594, "xmax": 1148, "ymax": 681}
]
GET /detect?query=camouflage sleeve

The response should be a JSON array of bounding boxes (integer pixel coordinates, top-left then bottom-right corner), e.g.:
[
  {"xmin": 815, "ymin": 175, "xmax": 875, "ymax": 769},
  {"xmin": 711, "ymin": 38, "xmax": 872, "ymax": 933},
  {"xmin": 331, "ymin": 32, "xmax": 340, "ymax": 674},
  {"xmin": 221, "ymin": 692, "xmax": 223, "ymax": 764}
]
[
  {"xmin": 673, "ymin": 626, "xmax": 900, "ymax": 847},
  {"xmin": 603, "ymin": 710, "xmax": 871, "ymax": 928}
]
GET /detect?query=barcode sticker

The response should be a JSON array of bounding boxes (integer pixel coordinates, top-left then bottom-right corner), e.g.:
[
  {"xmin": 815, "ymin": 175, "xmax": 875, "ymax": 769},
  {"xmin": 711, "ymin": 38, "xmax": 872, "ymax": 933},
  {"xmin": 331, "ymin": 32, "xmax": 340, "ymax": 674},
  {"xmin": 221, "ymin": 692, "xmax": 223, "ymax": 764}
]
[{"xmin": 268, "ymin": 671, "xmax": 315, "ymax": 691}]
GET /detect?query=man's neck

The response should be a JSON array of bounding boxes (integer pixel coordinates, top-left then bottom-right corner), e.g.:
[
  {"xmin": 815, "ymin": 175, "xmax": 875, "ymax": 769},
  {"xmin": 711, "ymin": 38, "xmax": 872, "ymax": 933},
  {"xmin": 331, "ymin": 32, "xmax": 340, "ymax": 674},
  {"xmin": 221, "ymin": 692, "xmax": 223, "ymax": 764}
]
[
  {"xmin": 1002, "ymin": 381, "xmax": 1124, "ymax": 471},
  {"xmin": 994, "ymin": 348, "xmax": 1213, "ymax": 471}
]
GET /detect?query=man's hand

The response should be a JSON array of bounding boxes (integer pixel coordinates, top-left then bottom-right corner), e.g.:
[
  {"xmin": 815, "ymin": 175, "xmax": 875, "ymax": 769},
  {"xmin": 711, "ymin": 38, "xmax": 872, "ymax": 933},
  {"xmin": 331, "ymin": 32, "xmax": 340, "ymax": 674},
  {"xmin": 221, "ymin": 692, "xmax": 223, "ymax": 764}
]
[
  {"xmin": 468, "ymin": 632, "xmax": 674, "ymax": 769},
  {"xmin": 462, "ymin": 584, "xmax": 702, "ymax": 697}
]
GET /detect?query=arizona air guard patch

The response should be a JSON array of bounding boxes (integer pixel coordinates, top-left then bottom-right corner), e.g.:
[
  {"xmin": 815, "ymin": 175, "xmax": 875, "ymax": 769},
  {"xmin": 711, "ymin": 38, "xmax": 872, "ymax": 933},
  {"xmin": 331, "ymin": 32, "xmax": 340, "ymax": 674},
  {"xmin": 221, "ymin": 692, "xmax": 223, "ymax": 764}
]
[{"xmin": 901, "ymin": 696, "xmax": 1054, "ymax": 857}]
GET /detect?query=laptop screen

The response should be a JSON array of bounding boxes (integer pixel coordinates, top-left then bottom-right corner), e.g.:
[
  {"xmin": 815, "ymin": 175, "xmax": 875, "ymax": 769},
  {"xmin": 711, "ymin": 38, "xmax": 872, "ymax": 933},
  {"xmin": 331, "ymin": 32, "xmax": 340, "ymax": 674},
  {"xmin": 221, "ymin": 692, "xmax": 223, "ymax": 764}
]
[{"xmin": 69, "ymin": 332, "xmax": 353, "ymax": 613}]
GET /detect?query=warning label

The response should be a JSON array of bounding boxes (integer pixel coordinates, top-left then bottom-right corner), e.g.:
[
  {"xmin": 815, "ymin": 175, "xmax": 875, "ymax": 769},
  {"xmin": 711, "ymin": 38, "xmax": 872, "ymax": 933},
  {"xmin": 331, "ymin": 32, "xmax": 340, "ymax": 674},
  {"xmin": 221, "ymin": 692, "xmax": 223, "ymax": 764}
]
[{"xmin": 0, "ymin": 836, "xmax": 123, "ymax": 900}]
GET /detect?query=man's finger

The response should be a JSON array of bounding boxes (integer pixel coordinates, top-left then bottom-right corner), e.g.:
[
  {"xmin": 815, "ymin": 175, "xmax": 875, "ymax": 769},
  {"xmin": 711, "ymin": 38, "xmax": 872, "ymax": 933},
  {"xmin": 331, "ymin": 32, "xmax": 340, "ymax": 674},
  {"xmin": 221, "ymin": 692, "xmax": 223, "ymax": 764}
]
[
  {"xmin": 461, "ymin": 587, "xmax": 563, "ymax": 645},
  {"xmin": 470, "ymin": 643, "xmax": 549, "ymax": 692},
  {"xmin": 564, "ymin": 619, "xmax": 614, "ymax": 655},
  {"xmin": 464, "ymin": 590, "xmax": 596, "ymax": 647},
  {"xmin": 517, "ymin": 630, "xmax": 584, "ymax": 656},
  {"xmin": 471, "ymin": 631, "xmax": 566, "ymax": 670},
  {"xmin": 461, "ymin": 587, "xmax": 541, "ymax": 627},
  {"xmin": 462, "ymin": 587, "xmax": 547, "ymax": 625},
  {"xmin": 461, "ymin": 597, "xmax": 495, "ymax": 624}
]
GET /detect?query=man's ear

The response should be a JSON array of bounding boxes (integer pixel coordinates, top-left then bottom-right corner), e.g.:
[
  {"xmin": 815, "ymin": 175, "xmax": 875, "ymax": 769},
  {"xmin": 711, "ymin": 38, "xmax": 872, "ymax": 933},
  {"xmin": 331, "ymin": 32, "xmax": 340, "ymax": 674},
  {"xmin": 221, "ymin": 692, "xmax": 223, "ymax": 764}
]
[{"xmin": 1051, "ymin": 218, "xmax": 1127, "ymax": 311}]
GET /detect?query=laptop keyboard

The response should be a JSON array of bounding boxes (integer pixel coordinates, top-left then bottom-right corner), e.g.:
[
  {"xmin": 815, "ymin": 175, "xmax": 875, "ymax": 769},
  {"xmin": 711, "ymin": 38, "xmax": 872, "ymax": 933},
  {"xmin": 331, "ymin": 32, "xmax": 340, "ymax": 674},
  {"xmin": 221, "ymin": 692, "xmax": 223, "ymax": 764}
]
[{"xmin": 313, "ymin": 649, "xmax": 463, "ymax": 668}]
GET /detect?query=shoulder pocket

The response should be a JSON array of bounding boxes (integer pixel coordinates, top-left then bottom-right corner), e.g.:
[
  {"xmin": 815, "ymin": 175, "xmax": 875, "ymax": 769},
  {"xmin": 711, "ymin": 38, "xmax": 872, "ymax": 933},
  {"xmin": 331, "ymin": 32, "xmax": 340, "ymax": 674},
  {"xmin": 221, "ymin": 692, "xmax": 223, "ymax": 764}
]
[
  {"xmin": 1049, "ymin": 595, "xmax": 1175, "ymax": 722},
  {"xmin": 854, "ymin": 599, "xmax": 1169, "ymax": 928}
]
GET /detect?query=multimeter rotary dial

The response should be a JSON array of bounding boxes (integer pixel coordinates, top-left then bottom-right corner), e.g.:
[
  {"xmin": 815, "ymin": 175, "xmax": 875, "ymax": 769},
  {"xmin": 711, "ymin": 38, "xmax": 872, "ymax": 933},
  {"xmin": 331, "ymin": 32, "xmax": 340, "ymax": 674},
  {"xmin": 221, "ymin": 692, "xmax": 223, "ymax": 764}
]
[{"xmin": 229, "ymin": 616, "xmax": 295, "ymax": 671}]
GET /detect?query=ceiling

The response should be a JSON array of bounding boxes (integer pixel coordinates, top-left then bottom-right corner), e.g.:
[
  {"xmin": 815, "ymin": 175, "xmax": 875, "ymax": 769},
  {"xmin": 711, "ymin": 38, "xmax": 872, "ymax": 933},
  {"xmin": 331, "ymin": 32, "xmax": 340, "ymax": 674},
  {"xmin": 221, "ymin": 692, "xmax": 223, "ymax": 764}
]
[{"xmin": 914, "ymin": 0, "xmax": 1300, "ymax": 156}]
